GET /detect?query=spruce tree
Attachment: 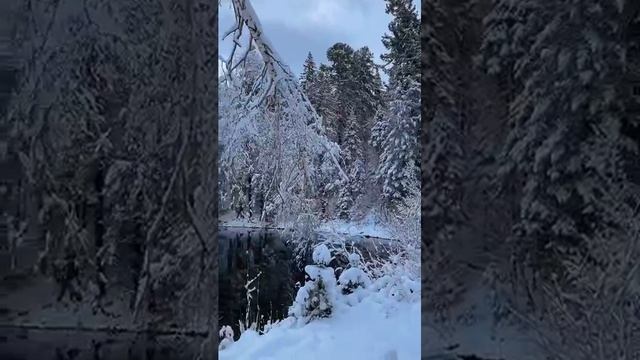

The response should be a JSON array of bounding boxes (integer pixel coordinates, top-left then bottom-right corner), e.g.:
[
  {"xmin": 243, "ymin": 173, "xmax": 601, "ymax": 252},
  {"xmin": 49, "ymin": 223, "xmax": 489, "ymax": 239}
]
[
  {"xmin": 300, "ymin": 52, "xmax": 317, "ymax": 94},
  {"xmin": 484, "ymin": 0, "xmax": 633, "ymax": 280},
  {"xmin": 375, "ymin": 0, "xmax": 421, "ymax": 212},
  {"xmin": 381, "ymin": 0, "xmax": 421, "ymax": 86},
  {"xmin": 337, "ymin": 110, "xmax": 365, "ymax": 219},
  {"xmin": 479, "ymin": 1, "xmax": 640, "ymax": 356},
  {"xmin": 352, "ymin": 47, "xmax": 383, "ymax": 120},
  {"xmin": 312, "ymin": 64, "xmax": 340, "ymax": 144},
  {"xmin": 377, "ymin": 82, "xmax": 420, "ymax": 210}
]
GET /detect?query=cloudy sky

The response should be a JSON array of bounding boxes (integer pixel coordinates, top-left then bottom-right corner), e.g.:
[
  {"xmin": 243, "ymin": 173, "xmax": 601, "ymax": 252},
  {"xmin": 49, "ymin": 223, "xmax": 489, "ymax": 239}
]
[{"xmin": 219, "ymin": 0, "xmax": 420, "ymax": 79}]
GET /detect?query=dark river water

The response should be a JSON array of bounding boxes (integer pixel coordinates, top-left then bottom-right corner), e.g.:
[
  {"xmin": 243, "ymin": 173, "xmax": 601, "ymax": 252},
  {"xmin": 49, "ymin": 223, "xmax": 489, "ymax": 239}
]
[
  {"xmin": 218, "ymin": 227, "xmax": 394, "ymax": 339},
  {"xmin": 218, "ymin": 228, "xmax": 300, "ymax": 339},
  {"xmin": 0, "ymin": 242, "xmax": 211, "ymax": 360},
  {"xmin": 0, "ymin": 329, "xmax": 207, "ymax": 360}
]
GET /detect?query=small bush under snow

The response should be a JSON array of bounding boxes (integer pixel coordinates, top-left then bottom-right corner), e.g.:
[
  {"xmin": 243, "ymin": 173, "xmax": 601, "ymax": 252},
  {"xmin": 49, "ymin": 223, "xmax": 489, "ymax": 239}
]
[
  {"xmin": 338, "ymin": 267, "xmax": 371, "ymax": 294},
  {"xmin": 218, "ymin": 325, "xmax": 235, "ymax": 350},
  {"xmin": 312, "ymin": 243, "xmax": 332, "ymax": 265}
]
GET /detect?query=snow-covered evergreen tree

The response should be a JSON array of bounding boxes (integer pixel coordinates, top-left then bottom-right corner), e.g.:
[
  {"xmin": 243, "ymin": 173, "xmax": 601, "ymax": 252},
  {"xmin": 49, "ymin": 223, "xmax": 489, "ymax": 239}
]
[
  {"xmin": 477, "ymin": 1, "xmax": 640, "ymax": 357},
  {"xmin": 484, "ymin": 0, "xmax": 634, "ymax": 282},
  {"xmin": 289, "ymin": 244, "xmax": 337, "ymax": 323},
  {"xmin": 370, "ymin": 106, "xmax": 389, "ymax": 152},
  {"xmin": 352, "ymin": 46, "xmax": 384, "ymax": 121},
  {"xmin": 374, "ymin": 0, "xmax": 421, "ymax": 212},
  {"xmin": 381, "ymin": 0, "xmax": 421, "ymax": 86},
  {"xmin": 478, "ymin": 0, "xmax": 543, "ymax": 101},
  {"xmin": 377, "ymin": 82, "xmax": 420, "ymax": 210},
  {"xmin": 300, "ymin": 52, "xmax": 317, "ymax": 94},
  {"xmin": 309, "ymin": 64, "xmax": 340, "ymax": 143}
]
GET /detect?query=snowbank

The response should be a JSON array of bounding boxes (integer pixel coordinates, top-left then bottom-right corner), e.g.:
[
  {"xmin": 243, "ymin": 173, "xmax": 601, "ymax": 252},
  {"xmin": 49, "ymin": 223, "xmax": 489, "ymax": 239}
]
[
  {"xmin": 317, "ymin": 215, "xmax": 395, "ymax": 240},
  {"xmin": 424, "ymin": 282, "xmax": 544, "ymax": 359},
  {"xmin": 219, "ymin": 296, "xmax": 420, "ymax": 360}
]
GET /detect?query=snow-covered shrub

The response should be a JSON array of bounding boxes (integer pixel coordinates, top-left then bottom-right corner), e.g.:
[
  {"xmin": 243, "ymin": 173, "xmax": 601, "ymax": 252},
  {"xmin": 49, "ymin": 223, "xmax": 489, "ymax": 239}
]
[
  {"xmin": 312, "ymin": 243, "xmax": 332, "ymax": 265},
  {"xmin": 299, "ymin": 276, "xmax": 332, "ymax": 320},
  {"xmin": 338, "ymin": 253, "xmax": 371, "ymax": 296},
  {"xmin": 289, "ymin": 244, "xmax": 338, "ymax": 323},
  {"xmin": 370, "ymin": 253, "xmax": 420, "ymax": 303},
  {"xmin": 219, "ymin": 325, "xmax": 235, "ymax": 350}
]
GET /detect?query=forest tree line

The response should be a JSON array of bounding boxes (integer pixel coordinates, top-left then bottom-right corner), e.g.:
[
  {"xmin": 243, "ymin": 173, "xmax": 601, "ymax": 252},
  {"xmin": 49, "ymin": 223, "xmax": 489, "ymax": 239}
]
[{"xmin": 1, "ymin": 0, "xmax": 217, "ymax": 335}]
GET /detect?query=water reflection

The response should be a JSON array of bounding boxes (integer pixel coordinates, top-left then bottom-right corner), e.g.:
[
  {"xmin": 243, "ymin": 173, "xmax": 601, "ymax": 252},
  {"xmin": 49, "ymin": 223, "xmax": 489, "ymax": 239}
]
[
  {"xmin": 0, "ymin": 329, "xmax": 206, "ymax": 360},
  {"xmin": 218, "ymin": 228, "xmax": 299, "ymax": 339}
]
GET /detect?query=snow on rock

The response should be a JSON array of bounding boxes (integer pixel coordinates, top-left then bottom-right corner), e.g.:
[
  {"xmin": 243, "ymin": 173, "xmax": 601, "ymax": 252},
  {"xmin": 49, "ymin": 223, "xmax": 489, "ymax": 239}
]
[{"xmin": 312, "ymin": 244, "xmax": 332, "ymax": 265}]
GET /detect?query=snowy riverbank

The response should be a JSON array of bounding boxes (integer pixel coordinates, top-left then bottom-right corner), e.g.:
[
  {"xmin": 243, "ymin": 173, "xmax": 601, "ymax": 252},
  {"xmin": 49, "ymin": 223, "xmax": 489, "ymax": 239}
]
[
  {"xmin": 423, "ymin": 283, "xmax": 543, "ymax": 360},
  {"xmin": 219, "ymin": 241, "xmax": 420, "ymax": 360},
  {"xmin": 219, "ymin": 211, "xmax": 398, "ymax": 240}
]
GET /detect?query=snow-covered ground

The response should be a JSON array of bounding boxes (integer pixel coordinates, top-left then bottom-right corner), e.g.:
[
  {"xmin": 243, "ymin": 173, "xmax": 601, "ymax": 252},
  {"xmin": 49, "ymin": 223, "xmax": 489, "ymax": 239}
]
[
  {"xmin": 220, "ymin": 294, "xmax": 420, "ymax": 360},
  {"xmin": 318, "ymin": 213, "xmax": 395, "ymax": 240},
  {"xmin": 423, "ymin": 283, "xmax": 543, "ymax": 359}
]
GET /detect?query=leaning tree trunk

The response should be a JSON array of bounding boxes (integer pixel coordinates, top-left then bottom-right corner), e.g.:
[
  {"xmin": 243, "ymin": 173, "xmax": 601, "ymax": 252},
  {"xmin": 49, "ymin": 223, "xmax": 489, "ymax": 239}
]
[{"xmin": 228, "ymin": 0, "xmax": 349, "ymax": 183}]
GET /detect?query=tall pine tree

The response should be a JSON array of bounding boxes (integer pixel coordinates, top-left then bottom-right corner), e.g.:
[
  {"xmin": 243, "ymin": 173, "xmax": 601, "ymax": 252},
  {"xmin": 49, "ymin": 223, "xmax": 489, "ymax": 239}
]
[
  {"xmin": 300, "ymin": 52, "xmax": 317, "ymax": 94},
  {"xmin": 375, "ymin": 0, "xmax": 421, "ymax": 212}
]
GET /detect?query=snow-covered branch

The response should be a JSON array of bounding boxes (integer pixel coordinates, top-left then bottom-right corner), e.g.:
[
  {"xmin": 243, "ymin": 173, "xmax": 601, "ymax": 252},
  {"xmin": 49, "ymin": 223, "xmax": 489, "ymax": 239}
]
[{"xmin": 228, "ymin": 0, "xmax": 349, "ymax": 182}]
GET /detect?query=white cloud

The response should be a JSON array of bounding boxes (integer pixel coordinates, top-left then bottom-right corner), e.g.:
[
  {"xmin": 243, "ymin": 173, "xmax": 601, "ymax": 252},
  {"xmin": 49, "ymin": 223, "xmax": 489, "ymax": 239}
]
[
  {"xmin": 306, "ymin": 1, "xmax": 363, "ymax": 30},
  {"xmin": 219, "ymin": 0, "xmax": 420, "ymax": 76}
]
